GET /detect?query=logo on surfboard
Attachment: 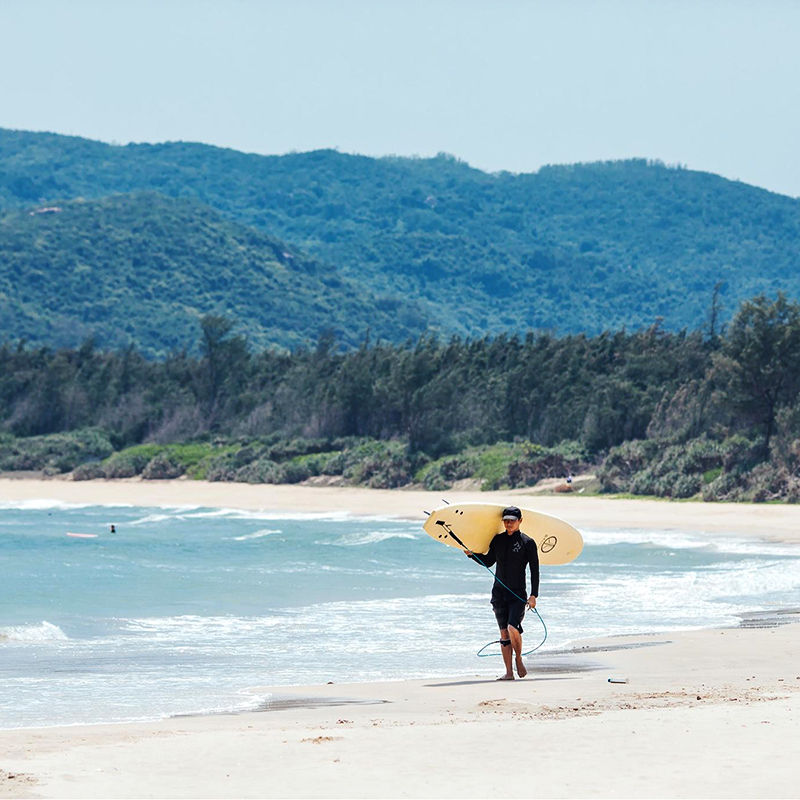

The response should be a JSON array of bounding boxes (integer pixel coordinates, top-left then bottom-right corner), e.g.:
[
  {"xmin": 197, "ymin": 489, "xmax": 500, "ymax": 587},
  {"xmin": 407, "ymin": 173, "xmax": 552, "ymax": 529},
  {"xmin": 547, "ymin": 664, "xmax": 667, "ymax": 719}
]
[{"xmin": 540, "ymin": 535, "xmax": 557, "ymax": 553}]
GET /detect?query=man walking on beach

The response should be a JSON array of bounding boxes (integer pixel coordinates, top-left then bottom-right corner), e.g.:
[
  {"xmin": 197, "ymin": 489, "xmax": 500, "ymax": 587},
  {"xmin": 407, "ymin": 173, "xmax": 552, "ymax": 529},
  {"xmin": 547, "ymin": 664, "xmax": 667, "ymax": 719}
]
[{"xmin": 466, "ymin": 506, "xmax": 539, "ymax": 680}]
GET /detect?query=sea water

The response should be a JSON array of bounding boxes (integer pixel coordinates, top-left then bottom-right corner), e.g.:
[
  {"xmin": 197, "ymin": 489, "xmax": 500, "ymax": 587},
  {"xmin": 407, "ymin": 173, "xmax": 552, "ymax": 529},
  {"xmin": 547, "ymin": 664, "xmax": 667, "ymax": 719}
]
[{"xmin": 2, "ymin": 499, "xmax": 799, "ymax": 729}]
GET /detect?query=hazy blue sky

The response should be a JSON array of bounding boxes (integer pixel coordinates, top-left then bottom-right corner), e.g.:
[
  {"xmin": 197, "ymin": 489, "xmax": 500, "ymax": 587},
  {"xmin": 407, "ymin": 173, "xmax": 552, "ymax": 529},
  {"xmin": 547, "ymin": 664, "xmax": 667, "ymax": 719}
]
[{"xmin": 2, "ymin": 0, "xmax": 799, "ymax": 196}]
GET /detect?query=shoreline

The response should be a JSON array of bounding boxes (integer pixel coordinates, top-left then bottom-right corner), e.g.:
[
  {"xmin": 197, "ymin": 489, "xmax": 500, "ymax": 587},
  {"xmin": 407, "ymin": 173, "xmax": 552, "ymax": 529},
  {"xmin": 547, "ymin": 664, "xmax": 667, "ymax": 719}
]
[
  {"xmin": 1, "ymin": 608, "xmax": 792, "ymax": 735},
  {"xmin": 3, "ymin": 476, "xmax": 800, "ymax": 543},
  {"xmin": 2, "ymin": 619, "xmax": 798, "ymax": 798}
]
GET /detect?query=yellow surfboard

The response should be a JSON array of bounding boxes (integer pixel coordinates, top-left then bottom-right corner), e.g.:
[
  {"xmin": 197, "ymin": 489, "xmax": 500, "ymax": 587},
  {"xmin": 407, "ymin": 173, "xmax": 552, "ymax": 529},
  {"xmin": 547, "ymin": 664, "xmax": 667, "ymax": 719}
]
[{"xmin": 423, "ymin": 502, "xmax": 583, "ymax": 566}]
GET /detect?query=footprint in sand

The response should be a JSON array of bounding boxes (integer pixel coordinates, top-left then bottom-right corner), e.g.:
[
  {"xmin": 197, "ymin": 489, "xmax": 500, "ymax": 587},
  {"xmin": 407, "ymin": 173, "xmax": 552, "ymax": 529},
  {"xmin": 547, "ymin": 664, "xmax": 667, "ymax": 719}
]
[
  {"xmin": 301, "ymin": 736, "xmax": 343, "ymax": 744},
  {"xmin": 477, "ymin": 698, "xmax": 536, "ymax": 714}
]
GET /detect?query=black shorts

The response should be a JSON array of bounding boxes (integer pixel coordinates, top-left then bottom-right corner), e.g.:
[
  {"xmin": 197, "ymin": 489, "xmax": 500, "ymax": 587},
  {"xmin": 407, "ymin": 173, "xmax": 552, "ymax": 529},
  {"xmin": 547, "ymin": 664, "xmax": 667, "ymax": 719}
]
[{"xmin": 491, "ymin": 585, "xmax": 526, "ymax": 633}]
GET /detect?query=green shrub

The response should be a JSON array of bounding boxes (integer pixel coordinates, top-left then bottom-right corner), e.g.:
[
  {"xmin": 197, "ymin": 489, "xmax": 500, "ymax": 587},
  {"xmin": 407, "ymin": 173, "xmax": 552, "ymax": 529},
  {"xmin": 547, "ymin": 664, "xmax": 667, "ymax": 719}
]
[
  {"xmin": 278, "ymin": 461, "xmax": 313, "ymax": 484},
  {"xmin": 320, "ymin": 451, "xmax": 348, "ymax": 476},
  {"xmin": 205, "ymin": 462, "xmax": 238, "ymax": 481},
  {"xmin": 0, "ymin": 429, "xmax": 113, "ymax": 473},
  {"xmin": 142, "ymin": 452, "xmax": 185, "ymax": 479},
  {"xmin": 597, "ymin": 439, "xmax": 661, "ymax": 492},
  {"xmin": 628, "ymin": 468, "xmax": 659, "ymax": 496},
  {"xmin": 741, "ymin": 463, "xmax": 786, "ymax": 503},
  {"xmin": 507, "ymin": 452, "xmax": 576, "ymax": 489},
  {"xmin": 418, "ymin": 453, "xmax": 480, "ymax": 491},
  {"xmin": 719, "ymin": 435, "xmax": 763, "ymax": 472},
  {"xmin": 341, "ymin": 440, "xmax": 422, "ymax": 488},
  {"xmin": 671, "ymin": 473, "xmax": 702, "ymax": 499},
  {"xmin": 72, "ymin": 462, "xmax": 106, "ymax": 480},
  {"xmin": 224, "ymin": 450, "xmax": 341, "ymax": 484},
  {"xmin": 103, "ymin": 444, "xmax": 164, "ymax": 478},
  {"xmin": 681, "ymin": 436, "xmax": 723, "ymax": 473},
  {"xmin": 550, "ymin": 440, "xmax": 590, "ymax": 462},
  {"xmin": 473, "ymin": 443, "xmax": 523, "ymax": 491},
  {"xmin": 235, "ymin": 458, "xmax": 282, "ymax": 484},
  {"xmin": 414, "ymin": 440, "xmax": 585, "ymax": 492},
  {"xmin": 701, "ymin": 471, "xmax": 744, "ymax": 501},
  {"xmin": 598, "ymin": 434, "xmax": 759, "ymax": 499},
  {"xmin": 264, "ymin": 437, "xmax": 361, "ymax": 462}
]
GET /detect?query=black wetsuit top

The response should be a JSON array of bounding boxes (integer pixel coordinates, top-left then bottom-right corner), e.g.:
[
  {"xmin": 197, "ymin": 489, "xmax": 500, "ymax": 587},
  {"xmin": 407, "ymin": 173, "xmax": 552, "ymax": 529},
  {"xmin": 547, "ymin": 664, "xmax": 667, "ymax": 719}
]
[{"xmin": 469, "ymin": 530, "xmax": 540, "ymax": 598}]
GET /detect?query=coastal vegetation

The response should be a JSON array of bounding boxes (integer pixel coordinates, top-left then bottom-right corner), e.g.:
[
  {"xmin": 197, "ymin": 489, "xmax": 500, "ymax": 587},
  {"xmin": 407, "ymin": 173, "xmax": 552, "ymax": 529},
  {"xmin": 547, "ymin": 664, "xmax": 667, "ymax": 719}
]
[{"xmin": 3, "ymin": 293, "xmax": 800, "ymax": 501}]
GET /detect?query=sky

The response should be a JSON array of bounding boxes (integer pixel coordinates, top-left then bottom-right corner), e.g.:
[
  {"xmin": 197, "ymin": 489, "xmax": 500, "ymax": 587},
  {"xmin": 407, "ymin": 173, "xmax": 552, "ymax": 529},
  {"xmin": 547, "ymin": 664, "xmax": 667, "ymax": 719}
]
[{"xmin": 2, "ymin": 0, "xmax": 799, "ymax": 197}]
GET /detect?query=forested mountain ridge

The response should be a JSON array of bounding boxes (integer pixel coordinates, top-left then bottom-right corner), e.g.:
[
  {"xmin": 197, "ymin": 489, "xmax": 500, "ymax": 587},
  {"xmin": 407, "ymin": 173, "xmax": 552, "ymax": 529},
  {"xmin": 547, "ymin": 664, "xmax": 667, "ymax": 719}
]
[
  {"xmin": 0, "ymin": 193, "xmax": 429, "ymax": 356},
  {"xmin": 2, "ymin": 127, "xmax": 800, "ymax": 344}
]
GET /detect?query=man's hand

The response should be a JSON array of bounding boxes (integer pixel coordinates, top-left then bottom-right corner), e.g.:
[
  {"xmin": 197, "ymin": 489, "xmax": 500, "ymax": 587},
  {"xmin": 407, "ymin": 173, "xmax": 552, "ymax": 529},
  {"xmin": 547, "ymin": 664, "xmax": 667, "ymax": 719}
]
[
  {"xmin": 527, "ymin": 596, "xmax": 537, "ymax": 608},
  {"xmin": 464, "ymin": 550, "xmax": 473, "ymax": 557}
]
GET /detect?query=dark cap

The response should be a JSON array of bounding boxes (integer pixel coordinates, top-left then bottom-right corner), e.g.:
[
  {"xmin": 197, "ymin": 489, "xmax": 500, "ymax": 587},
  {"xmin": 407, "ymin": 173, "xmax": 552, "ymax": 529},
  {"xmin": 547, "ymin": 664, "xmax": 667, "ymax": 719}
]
[{"xmin": 502, "ymin": 506, "xmax": 522, "ymax": 520}]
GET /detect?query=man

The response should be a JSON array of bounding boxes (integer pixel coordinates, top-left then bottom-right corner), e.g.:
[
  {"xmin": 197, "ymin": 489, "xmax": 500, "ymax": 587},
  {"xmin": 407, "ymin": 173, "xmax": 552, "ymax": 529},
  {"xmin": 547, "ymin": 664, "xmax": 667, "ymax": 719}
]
[{"xmin": 466, "ymin": 506, "xmax": 539, "ymax": 681}]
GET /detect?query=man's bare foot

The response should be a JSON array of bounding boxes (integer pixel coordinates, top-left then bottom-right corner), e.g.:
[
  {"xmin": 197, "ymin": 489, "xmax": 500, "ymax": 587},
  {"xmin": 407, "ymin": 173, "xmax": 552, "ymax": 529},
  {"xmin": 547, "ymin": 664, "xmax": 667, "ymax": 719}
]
[
  {"xmin": 496, "ymin": 673, "xmax": 515, "ymax": 681},
  {"xmin": 516, "ymin": 659, "xmax": 528, "ymax": 678}
]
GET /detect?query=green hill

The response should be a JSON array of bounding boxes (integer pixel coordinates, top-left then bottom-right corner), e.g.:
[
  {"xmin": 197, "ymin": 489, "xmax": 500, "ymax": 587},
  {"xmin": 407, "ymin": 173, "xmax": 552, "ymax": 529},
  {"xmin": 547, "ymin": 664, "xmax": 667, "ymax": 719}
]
[
  {"xmin": 2, "ymin": 128, "xmax": 800, "ymax": 345},
  {"xmin": 0, "ymin": 193, "xmax": 429, "ymax": 356}
]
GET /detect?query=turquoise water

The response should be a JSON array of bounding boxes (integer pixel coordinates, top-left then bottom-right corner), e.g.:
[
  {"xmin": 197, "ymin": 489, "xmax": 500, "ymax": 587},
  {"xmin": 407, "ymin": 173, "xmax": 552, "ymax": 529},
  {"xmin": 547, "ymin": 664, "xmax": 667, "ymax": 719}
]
[{"xmin": 2, "ymin": 499, "xmax": 799, "ymax": 729}]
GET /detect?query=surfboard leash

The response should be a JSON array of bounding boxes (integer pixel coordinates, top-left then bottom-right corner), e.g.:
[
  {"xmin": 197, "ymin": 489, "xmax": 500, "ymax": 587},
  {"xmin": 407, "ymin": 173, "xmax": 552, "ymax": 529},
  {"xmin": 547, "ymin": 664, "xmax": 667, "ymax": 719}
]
[
  {"xmin": 468, "ymin": 550, "xmax": 548, "ymax": 658},
  {"xmin": 437, "ymin": 521, "xmax": 548, "ymax": 658}
]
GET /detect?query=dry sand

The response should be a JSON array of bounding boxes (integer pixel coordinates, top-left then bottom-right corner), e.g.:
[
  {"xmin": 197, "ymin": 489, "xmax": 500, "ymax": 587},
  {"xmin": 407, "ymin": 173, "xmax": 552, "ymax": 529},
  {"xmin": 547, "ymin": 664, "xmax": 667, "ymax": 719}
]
[{"xmin": 1, "ymin": 478, "xmax": 799, "ymax": 798}]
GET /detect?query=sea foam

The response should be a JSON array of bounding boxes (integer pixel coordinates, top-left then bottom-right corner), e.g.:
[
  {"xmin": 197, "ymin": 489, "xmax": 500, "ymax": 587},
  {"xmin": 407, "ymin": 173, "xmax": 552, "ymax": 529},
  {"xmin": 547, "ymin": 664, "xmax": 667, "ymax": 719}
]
[{"xmin": 0, "ymin": 621, "xmax": 68, "ymax": 643}]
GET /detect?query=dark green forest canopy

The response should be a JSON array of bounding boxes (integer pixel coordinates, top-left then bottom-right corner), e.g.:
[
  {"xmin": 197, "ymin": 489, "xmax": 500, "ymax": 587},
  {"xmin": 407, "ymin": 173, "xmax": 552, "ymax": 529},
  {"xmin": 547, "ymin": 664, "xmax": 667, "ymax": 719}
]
[
  {"xmin": 0, "ymin": 193, "xmax": 429, "ymax": 356},
  {"xmin": 0, "ymin": 317, "xmax": 716, "ymax": 454},
  {"xmin": 3, "ymin": 128, "xmax": 800, "ymax": 351}
]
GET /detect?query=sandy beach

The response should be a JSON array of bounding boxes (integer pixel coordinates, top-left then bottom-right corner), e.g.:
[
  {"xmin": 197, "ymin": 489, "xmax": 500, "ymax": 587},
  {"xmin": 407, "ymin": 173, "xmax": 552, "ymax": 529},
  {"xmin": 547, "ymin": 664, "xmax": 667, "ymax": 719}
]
[
  {"xmin": 1, "ymin": 621, "xmax": 798, "ymax": 799},
  {"xmin": 2, "ymin": 478, "xmax": 800, "ymax": 798}
]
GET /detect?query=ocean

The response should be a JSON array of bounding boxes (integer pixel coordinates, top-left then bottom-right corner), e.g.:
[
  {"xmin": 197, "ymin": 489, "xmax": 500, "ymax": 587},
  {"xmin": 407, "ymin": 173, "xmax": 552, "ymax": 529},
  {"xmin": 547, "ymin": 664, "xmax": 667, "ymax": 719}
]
[{"xmin": 2, "ymin": 499, "xmax": 799, "ymax": 730}]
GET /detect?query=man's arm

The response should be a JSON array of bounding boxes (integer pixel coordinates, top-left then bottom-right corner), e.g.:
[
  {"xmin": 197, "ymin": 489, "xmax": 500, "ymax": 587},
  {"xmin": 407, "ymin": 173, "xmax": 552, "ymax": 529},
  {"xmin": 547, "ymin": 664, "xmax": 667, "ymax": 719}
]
[
  {"xmin": 466, "ymin": 537, "xmax": 496, "ymax": 568},
  {"xmin": 528, "ymin": 538, "xmax": 540, "ymax": 603}
]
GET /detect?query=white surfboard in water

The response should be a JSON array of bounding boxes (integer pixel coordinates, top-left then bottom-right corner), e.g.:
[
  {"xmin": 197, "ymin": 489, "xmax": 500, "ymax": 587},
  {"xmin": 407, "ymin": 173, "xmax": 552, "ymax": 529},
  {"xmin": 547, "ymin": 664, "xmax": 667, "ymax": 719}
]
[{"xmin": 423, "ymin": 502, "xmax": 583, "ymax": 565}]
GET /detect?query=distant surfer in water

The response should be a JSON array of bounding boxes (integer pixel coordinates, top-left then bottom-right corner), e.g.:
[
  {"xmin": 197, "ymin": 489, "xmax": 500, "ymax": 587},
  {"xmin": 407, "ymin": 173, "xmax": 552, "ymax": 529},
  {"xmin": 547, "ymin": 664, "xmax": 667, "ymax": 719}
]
[{"xmin": 465, "ymin": 506, "xmax": 539, "ymax": 681}]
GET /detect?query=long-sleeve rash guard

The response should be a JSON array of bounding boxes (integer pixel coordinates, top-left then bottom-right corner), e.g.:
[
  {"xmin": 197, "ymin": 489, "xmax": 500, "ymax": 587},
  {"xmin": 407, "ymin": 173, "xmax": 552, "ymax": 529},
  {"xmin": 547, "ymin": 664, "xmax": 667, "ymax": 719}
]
[{"xmin": 469, "ymin": 530, "xmax": 540, "ymax": 598}]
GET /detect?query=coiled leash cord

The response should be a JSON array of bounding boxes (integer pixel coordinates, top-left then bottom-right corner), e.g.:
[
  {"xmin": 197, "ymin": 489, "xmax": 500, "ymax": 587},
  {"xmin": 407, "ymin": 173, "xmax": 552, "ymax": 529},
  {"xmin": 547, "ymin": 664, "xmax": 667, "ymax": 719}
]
[
  {"xmin": 436, "ymin": 520, "xmax": 548, "ymax": 658},
  {"xmin": 468, "ymin": 549, "xmax": 548, "ymax": 658}
]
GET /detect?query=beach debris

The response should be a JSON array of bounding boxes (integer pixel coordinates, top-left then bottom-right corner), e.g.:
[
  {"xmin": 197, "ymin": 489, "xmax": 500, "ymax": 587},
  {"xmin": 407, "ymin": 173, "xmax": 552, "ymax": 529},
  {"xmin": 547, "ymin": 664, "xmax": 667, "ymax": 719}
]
[
  {"xmin": 1, "ymin": 771, "xmax": 35, "ymax": 786},
  {"xmin": 608, "ymin": 678, "xmax": 628, "ymax": 684}
]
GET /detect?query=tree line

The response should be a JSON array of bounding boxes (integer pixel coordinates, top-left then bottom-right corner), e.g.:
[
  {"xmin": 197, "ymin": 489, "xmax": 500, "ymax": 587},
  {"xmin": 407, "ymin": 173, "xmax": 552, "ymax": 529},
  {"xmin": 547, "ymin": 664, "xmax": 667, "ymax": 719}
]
[{"xmin": 2, "ymin": 293, "xmax": 800, "ymax": 499}]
